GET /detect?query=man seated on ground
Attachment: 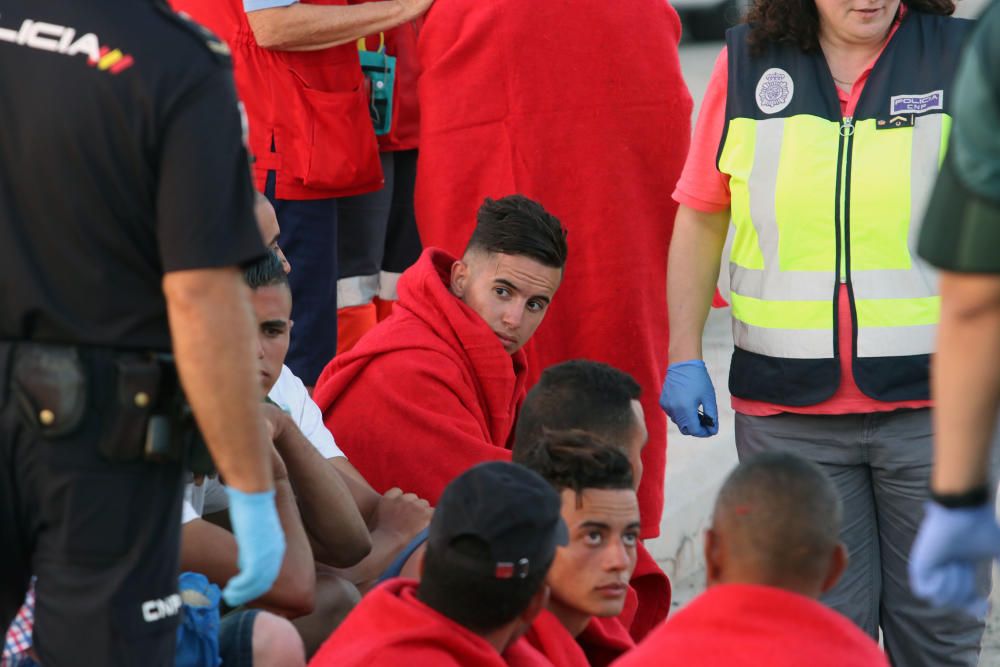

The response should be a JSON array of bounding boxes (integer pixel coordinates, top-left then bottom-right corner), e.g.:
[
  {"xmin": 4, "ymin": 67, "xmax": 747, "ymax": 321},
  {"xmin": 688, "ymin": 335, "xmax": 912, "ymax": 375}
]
[
  {"xmin": 183, "ymin": 252, "xmax": 427, "ymax": 659},
  {"xmin": 309, "ymin": 462, "xmax": 567, "ymax": 666},
  {"xmin": 614, "ymin": 452, "xmax": 889, "ymax": 667},
  {"xmin": 182, "ymin": 386, "xmax": 370, "ymax": 657},
  {"xmin": 516, "ymin": 431, "xmax": 641, "ymax": 667},
  {"xmin": 513, "ymin": 360, "xmax": 669, "ymax": 643},
  {"xmin": 253, "ymin": 198, "xmax": 434, "ymax": 593},
  {"xmin": 313, "ymin": 194, "xmax": 568, "ymax": 502}
]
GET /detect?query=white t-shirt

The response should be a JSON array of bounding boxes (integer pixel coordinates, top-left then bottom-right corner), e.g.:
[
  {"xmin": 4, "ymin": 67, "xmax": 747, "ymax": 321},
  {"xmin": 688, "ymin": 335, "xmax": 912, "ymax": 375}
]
[
  {"xmin": 181, "ymin": 365, "xmax": 344, "ymax": 523},
  {"xmin": 268, "ymin": 364, "xmax": 345, "ymax": 460}
]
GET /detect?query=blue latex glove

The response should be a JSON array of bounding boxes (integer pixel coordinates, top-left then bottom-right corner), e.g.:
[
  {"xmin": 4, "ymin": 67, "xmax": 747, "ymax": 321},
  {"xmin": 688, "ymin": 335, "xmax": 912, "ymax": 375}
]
[
  {"xmin": 909, "ymin": 500, "xmax": 1000, "ymax": 618},
  {"xmin": 660, "ymin": 360, "xmax": 719, "ymax": 437},
  {"xmin": 222, "ymin": 487, "xmax": 286, "ymax": 607}
]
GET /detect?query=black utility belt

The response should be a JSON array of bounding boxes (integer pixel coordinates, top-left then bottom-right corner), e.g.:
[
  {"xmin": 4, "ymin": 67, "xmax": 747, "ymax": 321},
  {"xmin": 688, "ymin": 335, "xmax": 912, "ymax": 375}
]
[{"xmin": 7, "ymin": 342, "xmax": 214, "ymax": 474}]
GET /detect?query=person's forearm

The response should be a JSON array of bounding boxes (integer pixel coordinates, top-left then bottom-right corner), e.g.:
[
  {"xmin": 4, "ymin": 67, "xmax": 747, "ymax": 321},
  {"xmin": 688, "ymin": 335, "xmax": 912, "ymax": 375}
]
[
  {"xmin": 331, "ymin": 458, "xmax": 382, "ymax": 526},
  {"xmin": 275, "ymin": 427, "xmax": 371, "ymax": 567},
  {"xmin": 331, "ymin": 527, "xmax": 412, "ymax": 594},
  {"xmin": 180, "ymin": 480, "xmax": 315, "ymax": 617},
  {"xmin": 248, "ymin": 1, "xmax": 409, "ymax": 51},
  {"xmin": 930, "ymin": 272, "xmax": 1000, "ymax": 494},
  {"xmin": 164, "ymin": 269, "xmax": 272, "ymax": 493},
  {"xmin": 257, "ymin": 478, "xmax": 317, "ymax": 616},
  {"xmin": 667, "ymin": 205, "xmax": 730, "ymax": 363}
]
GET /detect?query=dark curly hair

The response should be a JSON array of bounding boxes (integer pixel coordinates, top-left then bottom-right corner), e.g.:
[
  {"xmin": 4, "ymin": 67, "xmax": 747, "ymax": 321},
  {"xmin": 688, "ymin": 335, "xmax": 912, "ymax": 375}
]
[
  {"xmin": 746, "ymin": 0, "xmax": 954, "ymax": 55},
  {"xmin": 514, "ymin": 429, "xmax": 634, "ymax": 494}
]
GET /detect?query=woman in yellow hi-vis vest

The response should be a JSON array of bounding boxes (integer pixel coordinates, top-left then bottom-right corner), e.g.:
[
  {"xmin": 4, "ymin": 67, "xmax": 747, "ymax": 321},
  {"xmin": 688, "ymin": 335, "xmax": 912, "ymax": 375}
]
[{"xmin": 660, "ymin": 0, "xmax": 982, "ymax": 664}]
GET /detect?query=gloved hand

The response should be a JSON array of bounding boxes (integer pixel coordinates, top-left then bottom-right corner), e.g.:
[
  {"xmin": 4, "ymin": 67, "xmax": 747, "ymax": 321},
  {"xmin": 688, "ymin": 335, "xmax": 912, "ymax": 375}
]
[
  {"xmin": 909, "ymin": 500, "xmax": 1000, "ymax": 618},
  {"xmin": 660, "ymin": 359, "xmax": 719, "ymax": 437},
  {"xmin": 222, "ymin": 487, "xmax": 286, "ymax": 607}
]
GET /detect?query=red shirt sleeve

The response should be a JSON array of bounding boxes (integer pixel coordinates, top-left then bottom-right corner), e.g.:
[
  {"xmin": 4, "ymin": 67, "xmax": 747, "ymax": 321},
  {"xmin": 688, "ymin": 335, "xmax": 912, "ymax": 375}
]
[{"xmin": 672, "ymin": 47, "xmax": 731, "ymax": 213}]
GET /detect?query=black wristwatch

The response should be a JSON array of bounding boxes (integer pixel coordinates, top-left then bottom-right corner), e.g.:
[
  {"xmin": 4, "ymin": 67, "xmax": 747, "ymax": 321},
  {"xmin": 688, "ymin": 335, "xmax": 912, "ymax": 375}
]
[{"xmin": 930, "ymin": 485, "xmax": 991, "ymax": 509}]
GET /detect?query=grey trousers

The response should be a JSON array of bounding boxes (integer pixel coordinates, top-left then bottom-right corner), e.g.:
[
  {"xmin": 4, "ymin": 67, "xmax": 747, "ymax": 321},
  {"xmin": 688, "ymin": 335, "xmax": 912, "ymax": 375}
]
[{"xmin": 735, "ymin": 409, "xmax": 987, "ymax": 667}]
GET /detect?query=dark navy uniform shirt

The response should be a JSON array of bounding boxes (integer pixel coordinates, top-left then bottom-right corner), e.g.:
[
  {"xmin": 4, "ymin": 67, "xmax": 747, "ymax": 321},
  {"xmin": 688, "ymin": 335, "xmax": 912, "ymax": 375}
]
[
  {"xmin": 919, "ymin": 1, "xmax": 1000, "ymax": 273},
  {"xmin": 0, "ymin": 0, "xmax": 264, "ymax": 350}
]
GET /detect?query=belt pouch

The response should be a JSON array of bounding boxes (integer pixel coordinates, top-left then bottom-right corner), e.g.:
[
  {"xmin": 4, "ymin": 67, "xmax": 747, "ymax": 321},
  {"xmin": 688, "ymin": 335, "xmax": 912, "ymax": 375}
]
[
  {"xmin": 12, "ymin": 345, "xmax": 87, "ymax": 438},
  {"xmin": 99, "ymin": 357, "xmax": 161, "ymax": 462}
]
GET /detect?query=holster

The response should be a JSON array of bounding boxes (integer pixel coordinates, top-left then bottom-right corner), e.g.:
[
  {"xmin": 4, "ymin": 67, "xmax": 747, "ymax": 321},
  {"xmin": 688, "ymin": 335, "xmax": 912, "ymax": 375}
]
[
  {"xmin": 110, "ymin": 353, "xmax": 215, "ymax": 475},
  {"xmin": 9, "ymin": 344, "xmax": 214, "ymax": 474}
]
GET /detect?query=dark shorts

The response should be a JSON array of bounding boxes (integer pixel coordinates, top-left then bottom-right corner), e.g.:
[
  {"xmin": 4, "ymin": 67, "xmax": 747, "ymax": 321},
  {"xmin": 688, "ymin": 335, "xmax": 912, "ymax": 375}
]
[
  {"xmin": 265, "ymin": 172, "xmax": 340, "ymax": 385},
  {"xmin": 218, "ymin": 609, "xmax": 260, "ymax": 667},
  {"xmin": 336, "ymin": 150, "xmax": 422, "ymax": 304}
]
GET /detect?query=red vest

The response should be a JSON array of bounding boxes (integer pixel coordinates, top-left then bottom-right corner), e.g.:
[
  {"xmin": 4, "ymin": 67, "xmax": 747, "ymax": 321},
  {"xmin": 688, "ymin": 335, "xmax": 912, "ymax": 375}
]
[{"xmin": 171, "ymin": 0, "xmax": 383, "ymax": 200}]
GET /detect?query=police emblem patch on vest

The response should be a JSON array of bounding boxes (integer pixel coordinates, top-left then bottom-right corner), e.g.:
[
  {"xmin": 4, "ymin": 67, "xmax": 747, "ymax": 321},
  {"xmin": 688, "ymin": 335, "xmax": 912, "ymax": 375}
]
[
  {"xmin": 755, "ymin": 68, "xmax": 794, "ymax": 114},
  {"xmin": 889, "ymin": 90, "xmax": 944, "ymax": 115}
]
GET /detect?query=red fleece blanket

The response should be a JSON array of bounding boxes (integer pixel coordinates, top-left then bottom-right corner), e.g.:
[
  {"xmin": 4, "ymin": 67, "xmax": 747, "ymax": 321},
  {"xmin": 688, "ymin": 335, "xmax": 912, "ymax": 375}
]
[
  {"xmin": 314, "ymin": 248, "xmax": 527, "ymax": 503},
  {"xmin": 310, "ymin": 579, "xmax": 550, "ymax": 666},
  {"xmin": 523, "ymin": 610, "xmax": 590, "ymax": 667},
  {"xmin": 415, "ymin": 0, "xmax": 693, "ymax": 538},
  {"xmin": 523, "ymin": 608, "xmax": 636, "ymax": 667},
  {"xmin": 578, "ymin": 616, "xmax": 636, "ymax": 667},
  {"xmin": 612, "ymin": 584, "xmax": 890, "ymax": 667},
  {"xmin": 623, "ymin": 543, "xmax": 671, "ymax": 642}
]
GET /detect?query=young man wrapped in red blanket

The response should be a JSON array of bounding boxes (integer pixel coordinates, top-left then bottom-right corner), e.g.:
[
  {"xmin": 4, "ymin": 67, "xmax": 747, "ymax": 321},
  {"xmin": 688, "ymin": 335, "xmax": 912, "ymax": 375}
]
[
  {"xmin": 515, "ymin": 432, "xmax": 642, "ymax": 667},
  {"xmin": 514, "ymin": 361, "xmax": 672, "ymax": 645},
  {"xmin": 309, "ymin": 462, "xmax": 566, "ymax": 667},
  {"xmin": 414, "ymin": 0, "xmax": 694, "ymax": 540},
  {"xmin": 314, "ymin": 195, "xmax": 567, "ymax": 502},
  {"xmin": 614, "ymin": 454, "xmax": 889, "ymax": 667}
]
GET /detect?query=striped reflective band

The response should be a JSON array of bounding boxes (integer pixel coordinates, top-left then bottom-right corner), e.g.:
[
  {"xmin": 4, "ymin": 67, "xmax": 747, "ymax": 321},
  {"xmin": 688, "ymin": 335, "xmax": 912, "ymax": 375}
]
[
  {"xmin": 378, "ymin": 271, "xmax": 402, "ymax": 301},
  {"xmin": 337, "ymin": 275, "xmax": 379, "ymax": 308},
  {"xmin": 747, "ymin": 118, "xmax": 784, "ymax": 271},
  {"xmin": 853, "ymin": 113, "xmax": 943, "ymax": 358}
]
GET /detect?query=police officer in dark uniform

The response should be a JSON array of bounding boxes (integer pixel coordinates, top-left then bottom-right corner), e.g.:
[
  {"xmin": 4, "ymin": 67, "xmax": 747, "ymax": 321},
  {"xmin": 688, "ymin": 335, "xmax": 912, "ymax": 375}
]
[
  {"xmin": 0, "ymin": 1, "xmax": 286, "ymax": 664},
  {"xmin": 909, "ymin": 0, "xmax": 1000, "ymax": 620}
]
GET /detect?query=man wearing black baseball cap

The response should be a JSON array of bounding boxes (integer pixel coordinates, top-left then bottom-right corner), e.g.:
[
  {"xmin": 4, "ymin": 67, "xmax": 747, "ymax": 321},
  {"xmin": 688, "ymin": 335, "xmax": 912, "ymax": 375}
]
[{"xmin": 309, "ymin": 461, "xmax": 567, "ymax": 666}]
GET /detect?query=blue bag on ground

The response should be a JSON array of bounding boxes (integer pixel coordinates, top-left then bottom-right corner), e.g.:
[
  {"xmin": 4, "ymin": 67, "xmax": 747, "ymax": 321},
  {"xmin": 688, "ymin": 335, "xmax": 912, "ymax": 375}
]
[{"xmin": 175, "ymin": 571, "xmax": 222, "ymax": 667}]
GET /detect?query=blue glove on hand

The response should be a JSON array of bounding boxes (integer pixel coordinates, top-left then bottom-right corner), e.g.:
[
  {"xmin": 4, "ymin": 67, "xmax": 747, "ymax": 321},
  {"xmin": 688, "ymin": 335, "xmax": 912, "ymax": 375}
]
[
  {"xmin": 909, "ymin": 500, "xmax": 1000, "ymax": 618},
  {"xmin": 222, "ymin": 487, "xmax": 286, "ymax": 607},
  {"xmin": 660, "ymin": 360, "xmax": 719, "ymax": 437}
]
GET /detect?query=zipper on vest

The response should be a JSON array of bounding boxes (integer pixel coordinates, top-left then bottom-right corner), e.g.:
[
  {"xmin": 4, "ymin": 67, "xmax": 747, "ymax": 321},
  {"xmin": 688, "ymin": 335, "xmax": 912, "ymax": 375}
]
[{"xmin": 835, "ymin": 117, "xmax": 855, "ymax": 284}]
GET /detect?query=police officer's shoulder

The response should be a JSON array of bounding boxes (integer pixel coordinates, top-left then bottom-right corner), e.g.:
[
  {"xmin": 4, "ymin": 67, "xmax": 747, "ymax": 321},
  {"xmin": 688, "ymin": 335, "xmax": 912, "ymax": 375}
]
[{"xmin": 153, "ymin": 1, "xmax": 232, "ymax": 66}]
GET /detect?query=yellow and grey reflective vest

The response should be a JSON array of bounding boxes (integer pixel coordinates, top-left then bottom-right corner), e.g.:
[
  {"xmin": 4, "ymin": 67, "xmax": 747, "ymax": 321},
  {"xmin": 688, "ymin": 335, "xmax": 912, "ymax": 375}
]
[{"xmin": 719, "ymin": 12, "xmax": 971, "ymax": 406}]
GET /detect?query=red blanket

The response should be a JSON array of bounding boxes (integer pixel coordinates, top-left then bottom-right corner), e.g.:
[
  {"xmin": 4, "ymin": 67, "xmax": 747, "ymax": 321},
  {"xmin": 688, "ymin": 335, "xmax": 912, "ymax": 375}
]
[
  {"xmin": 415, "ymin": 0, "xmax": 692, "ymax": 538},
  {"xmin": 523, "ymin": 610, "xmax": 590, "ymax": 667},
  {"xmin": 523, "ymin": 607, "xmax": 636, "ymax": 667},
  {"xmin": 612, "ymin": 584, "xmax": 890, "ymax": 667},
  {"xmin": 313, "ymin": 248, "xmax": 526, "ymax": 502},
  {"xmin": 623, "ymin": 543, "xmax": 671, "ymax": 643},
  {"xmin": 578, "ymin": 616, "xmax": 636, "ymax": 667},
  {"xmin": 310, "ymin": 579, "xmax": 549, "ymax": 666}
]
